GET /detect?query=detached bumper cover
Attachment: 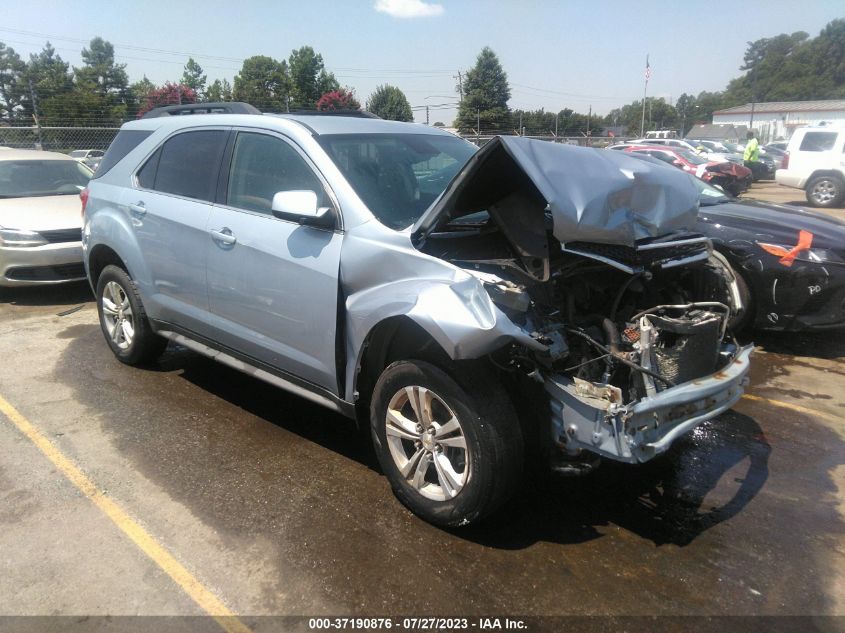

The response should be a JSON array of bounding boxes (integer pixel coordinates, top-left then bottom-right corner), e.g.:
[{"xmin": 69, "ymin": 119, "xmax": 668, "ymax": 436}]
[{"xmin": 545, "ymin": 344, "xmax": 753, "ymax": 463}]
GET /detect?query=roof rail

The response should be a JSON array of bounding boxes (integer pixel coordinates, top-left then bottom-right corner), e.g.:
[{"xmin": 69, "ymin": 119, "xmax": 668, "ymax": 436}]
[
  {"xmin": 283, "ymin": 110, "xmax": 381, "ymax": 119},
  {"xmin": 141, "ymin": 102, "xmax": 262, "ymax": 119}
]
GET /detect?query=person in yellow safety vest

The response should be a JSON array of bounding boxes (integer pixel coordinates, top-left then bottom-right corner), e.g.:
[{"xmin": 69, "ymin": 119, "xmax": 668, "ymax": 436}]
[{"xmin": 743, "ymin": 131, "xmax": 763, "ymax": 181}]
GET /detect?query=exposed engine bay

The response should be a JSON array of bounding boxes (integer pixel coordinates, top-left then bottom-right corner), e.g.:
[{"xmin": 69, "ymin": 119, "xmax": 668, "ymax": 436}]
[{"xmin": 414, "ymin": 137, "xmax": 753, "ymax": 465}]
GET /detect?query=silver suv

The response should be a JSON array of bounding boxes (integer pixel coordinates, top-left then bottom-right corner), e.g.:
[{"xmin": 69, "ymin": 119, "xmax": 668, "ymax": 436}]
[{"xmin": 83, "ymin": 108, "xmax": 752, "ymax": 526}]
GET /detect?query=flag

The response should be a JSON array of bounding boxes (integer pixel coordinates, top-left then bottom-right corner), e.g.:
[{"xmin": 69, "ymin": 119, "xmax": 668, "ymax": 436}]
[{"xmin": 645, "ymin": 56, "xmax": 651, "ymax": 82}]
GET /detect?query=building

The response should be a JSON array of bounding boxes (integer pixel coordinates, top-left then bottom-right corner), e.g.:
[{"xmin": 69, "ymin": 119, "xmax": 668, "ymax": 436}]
[{"xmin": 712, "ymin": 100, "xmax": 845, "ymax": 142}]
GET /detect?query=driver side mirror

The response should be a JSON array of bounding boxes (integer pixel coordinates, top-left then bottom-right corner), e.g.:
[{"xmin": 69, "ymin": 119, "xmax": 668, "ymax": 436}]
[{"xmin": 271, "ymin": 190, "xmax": 334, "ymax": 228}]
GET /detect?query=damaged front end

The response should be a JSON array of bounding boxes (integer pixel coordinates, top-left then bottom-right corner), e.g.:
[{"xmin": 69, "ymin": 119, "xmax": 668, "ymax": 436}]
[{"xmin": 415, "ymin": 136, "xmax": 752, "ymax": 465}]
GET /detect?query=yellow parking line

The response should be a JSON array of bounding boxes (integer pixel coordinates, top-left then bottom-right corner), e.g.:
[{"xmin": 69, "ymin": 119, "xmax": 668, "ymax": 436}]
[
  {"xmin": 742, "ymin": 393, "xmax": 842, "ymax": 424},
  {"xmin": 0, "ymin": 394, "xmax": 251, "ymax": 633}
]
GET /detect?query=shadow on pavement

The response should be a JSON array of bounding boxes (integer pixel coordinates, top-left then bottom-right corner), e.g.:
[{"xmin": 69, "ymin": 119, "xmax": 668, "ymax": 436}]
[
  {"xmin": 744, "ymin": 328, "xmax": 845, "ymax": 360},
  {"xmin": 0, "ymin": 281, "xmax": 93, "ymax": 307}
]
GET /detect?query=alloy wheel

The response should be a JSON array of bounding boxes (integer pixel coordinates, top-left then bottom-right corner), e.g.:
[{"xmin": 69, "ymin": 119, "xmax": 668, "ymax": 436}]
[
  {"xmin": 810, "ymin": 179, "xmax": 838, "ymax": 205},
  {"xmin": 101, "ymin": 281, "xmax": 135, "ymax": 350},
  {"xmin": 385, "ymin": 385, "xmax": 470, "ymax": 501}
]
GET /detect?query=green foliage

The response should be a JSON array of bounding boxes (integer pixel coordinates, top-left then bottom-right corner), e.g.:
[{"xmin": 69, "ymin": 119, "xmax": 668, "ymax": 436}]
[
  {"xmin": 456, "ymin": 47, "xmax": 511, "ymax": 132},
  {"xmin": 288, "ymin": 46, "xmax": 338, "ymax": 110},
  {"xmin": 233, "ymin": 55, "xmax": 289, "ymax": 112},
  {"xmin": 181, "ymin": 58, "xmax": 207, "ymax": 98},
  {"xmin": 366, "ymin": 84, "xmax": 413, "ymax": 121},
  {"xmin": 206, "ymin": 78, "xmax": 233, "ymax": 102},
  {"xmin": 0, "ymin": 42, "xmax": 26, "ymax": 122}
]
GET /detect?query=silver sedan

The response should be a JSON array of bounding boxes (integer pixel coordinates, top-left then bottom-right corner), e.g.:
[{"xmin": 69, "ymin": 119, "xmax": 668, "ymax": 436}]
[{"xmin": 0, "ymin": 150, "xmax": 92, "ymax": 287}]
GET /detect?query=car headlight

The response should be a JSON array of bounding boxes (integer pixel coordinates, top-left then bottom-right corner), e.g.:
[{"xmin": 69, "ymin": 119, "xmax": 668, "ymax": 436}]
[{"xmin": 0, "ymin": 228, "xmax": 48, "ymax": 247}]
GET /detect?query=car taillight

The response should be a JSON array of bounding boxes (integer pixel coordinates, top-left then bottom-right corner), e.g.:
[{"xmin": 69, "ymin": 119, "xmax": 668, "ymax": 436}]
[
  {"xmin": 80, "ymin": 188, "xmax": 89, "ymax": 216},
  {"xmin": 782, "ymin": 151, "xmax": 789, "ymax": 169}
]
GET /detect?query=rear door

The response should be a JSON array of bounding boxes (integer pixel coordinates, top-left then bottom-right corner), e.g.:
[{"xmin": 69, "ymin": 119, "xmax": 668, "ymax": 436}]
[
  {"xmin": 128, "ymin": 128, "xmax": 228, "ymax": 332},
  {"xmin": 205, "ymin": 129, "xmax": 343, "ymax": 392}
]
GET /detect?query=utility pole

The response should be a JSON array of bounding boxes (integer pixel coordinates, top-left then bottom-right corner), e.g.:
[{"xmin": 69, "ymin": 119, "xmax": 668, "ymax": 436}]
[
  {"xmin": 554, "ymin": 112, "xmax": 558, "ymax": 139},
  {"xmin": 640, "ymin": 54, "xmax": 650, "ymax": 137},
  {"xmin": 453, "ymin": 71, "xmax": 463, "ymax": 102},
  {"xmin": 587, "ymin": 104, "xmax": 592, "ymax": 146},
  {"xmin": 28, "ymin": 79, "xmax": 43, "ymax": 150},
  {"xmin": 426, "ymin": 105, "xmax": 429, "ymax": 126},
  {"xmin": 518, "ymin": 111, "xmax": 523, "ymax": 136}
]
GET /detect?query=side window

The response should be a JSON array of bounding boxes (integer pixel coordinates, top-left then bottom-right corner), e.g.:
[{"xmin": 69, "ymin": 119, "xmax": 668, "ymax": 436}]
[
  {"xmin": 91, "ymin": 130, "xmax": 153, "ymax": 179},
  {"xmin": 150, "ymin": 130, "xmax": 227, "ymax": 202},
  {"xmin": 226, "ymin": 132, "xmax": 327, "ymax": 214},
  {"xmin": 799, "ymin": 132, "xmax": 837, "ymax": 152},
  {"xmin": 137, "ymin": 147, "xmax": 161, "ymax": 189}
]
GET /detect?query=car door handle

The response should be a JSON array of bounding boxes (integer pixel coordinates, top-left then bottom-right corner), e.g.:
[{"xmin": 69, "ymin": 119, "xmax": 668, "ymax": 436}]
[
  {"xmin": 128, "ymin": 201, "xmax": 146, "ymax": 217},
  {"xmin": 210, "ymin": 228, "xmax": 237, "ymax": 245}
]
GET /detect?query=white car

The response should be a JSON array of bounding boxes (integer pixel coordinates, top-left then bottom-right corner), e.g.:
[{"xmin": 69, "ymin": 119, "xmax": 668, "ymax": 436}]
[
  {"xmin": 775, "ymin": 126, "xmax": 845, "ymax": 207},
  {"xmin": 0, "ymin": 150, "xmax": 92, "ymax": 286},
  {"xmin": 69, "ymin": 149, "xmax": 105, "ymax": 170},
  {"xmin": 627, "ymin": 138, "xmax": 731, "ymax": 163}
]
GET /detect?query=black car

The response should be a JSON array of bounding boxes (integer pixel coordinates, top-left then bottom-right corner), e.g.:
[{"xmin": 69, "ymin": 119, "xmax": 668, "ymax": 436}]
[{"xmin": 693, "ymin": 178, "xmax": 845, "ymax": 331}]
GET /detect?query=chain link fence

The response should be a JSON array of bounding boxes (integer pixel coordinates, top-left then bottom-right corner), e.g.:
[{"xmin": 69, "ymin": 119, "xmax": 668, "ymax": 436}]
[
  {"xmin": 458, "ymin": 133, "xmax": 632, "ymax": 148},
  {"xmin": 0, "ymin": 126, "xmax": 120, "ymax": 154}
]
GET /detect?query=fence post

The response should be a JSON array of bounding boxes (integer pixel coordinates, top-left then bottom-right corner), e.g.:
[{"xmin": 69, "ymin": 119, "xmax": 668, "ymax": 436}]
[{"xmin": 28, "ymin": 79, "xmax": 44, "ymax": 150}]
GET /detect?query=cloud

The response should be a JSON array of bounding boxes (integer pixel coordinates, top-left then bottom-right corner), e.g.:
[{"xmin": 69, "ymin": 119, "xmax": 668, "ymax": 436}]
[{"xmin": 374, "ymin": 0, "xmax": 444, "ymax": 19}]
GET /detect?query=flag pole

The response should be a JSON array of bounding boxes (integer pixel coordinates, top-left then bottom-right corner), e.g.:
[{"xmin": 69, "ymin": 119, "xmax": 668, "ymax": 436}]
[{"xmin": 640, "ymin": 54, "xmax": 649, "ymax": 137}]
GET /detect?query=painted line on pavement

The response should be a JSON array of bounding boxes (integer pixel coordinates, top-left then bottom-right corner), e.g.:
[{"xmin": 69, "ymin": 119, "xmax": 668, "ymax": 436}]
[{"xmin": 0, "ymin": 393, "xmax": 251, "ymax": 633}]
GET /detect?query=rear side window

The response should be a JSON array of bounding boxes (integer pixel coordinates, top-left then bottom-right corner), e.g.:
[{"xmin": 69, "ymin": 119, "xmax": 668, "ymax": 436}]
[
  {"xmin": 144, "ymin": 130, "xmax": 227, "ymax": 202},
  {"xmin": 799, "ymin": 132, "xmax": 838, "ymax": 152},
  {"xmin": 91, "ymin": 130, "xmax": 153, "ymax": 178}
]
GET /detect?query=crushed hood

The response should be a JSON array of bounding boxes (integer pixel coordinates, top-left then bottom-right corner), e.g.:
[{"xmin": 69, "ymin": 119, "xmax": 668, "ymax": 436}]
[{"xmin": 413, "ymin": 136, "xmax": 701, "ymax": 249}]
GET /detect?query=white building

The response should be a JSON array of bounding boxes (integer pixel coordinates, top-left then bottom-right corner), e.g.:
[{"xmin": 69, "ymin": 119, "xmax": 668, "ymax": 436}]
[{"xmin": 712, "ymin": 100, "xmax": 845, "ymax": 142}]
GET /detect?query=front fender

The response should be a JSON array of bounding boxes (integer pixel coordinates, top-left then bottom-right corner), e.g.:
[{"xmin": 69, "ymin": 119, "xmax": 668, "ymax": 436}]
[{"xmin": 343, "ymin": 274, "xmax": 543, "ymax": 402}]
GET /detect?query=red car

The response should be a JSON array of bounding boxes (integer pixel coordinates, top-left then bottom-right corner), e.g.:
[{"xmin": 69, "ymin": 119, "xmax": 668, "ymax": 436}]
[{"xmin": 612, "ymin": 145, "xmax": 753, "ymax": 196}]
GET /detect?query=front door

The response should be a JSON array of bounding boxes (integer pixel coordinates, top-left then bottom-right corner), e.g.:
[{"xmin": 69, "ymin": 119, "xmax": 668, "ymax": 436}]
[{"xmin": 205, "ymin": 130, "xmax": 343, "ymax": 393}]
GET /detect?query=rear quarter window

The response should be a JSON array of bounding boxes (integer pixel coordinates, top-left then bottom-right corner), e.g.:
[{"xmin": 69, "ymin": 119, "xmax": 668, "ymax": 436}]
[
  {"xmin": 798, "ymin": 132, "xmax": 838, "ymax": 152},
  {"xmin": 91, "ymin": 130, "xmax": 153, "ymax": 178}
]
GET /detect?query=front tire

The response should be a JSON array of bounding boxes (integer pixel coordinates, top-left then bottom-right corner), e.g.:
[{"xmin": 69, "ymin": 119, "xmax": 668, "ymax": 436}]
[
  {"xmin": 805, "ymin": 175, "xmax": 844, "ymax": 208},
  {"xmin": 96, "ymin": 265, "xmax": 166, "ymax": 365},
  {"xmin": 370, "ymin": 360, "xmax": 523, "ymax": 527}
]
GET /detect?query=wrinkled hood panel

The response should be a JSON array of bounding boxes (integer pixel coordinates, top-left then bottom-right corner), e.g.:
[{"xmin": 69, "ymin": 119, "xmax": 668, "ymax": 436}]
[{"xmin": 413, "ymin": 136, "xmax": 701, "ymax": 248}]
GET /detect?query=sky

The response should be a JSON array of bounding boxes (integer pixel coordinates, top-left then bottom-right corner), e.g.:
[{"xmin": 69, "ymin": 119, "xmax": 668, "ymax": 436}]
[{"xmin": 2, "ymin": 0, "xmax": 843, "ymax": 125}]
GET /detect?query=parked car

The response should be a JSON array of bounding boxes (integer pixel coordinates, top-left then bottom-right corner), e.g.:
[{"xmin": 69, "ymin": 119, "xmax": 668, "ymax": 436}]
[
  {"xmin": 69, "ymin": 149, "xmax": 105, "ymax": 170},
  {"xmin": 626, "ymin": 137, "xmax": 701, "ymax": 153},
  {"xmin": 761, "ymin": 144, "xmax": 787, "ymax": 169},
  {"xmin": 693, "ymin": 177, "xmax": 845, "ymax": 330},
  {"xmin": 83, "ymin": 110, "xmax": 751, "ymax": 527},
  {"xmin": 767, "ymin": 141, "xmax": 789, "ymax": 152},
  {"xmin": 684, "ymin": 139, "xmax": 745, "ymax": 165},
  {"xmin": 0, "ymin": 150, "xmax": 92, "ymax": 287},
  {"xmin": 776, "ymin": 125, "xmax": 845, "ymax": 207},
  {"xmin": 613, "ymin": 144, "xmax": 753, "ymax": 195}
]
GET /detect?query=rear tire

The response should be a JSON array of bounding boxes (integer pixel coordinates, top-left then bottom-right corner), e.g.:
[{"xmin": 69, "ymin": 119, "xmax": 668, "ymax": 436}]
[
  {"xmin": 370, "ymin": 359, "xmax": 523, "ymax": 527},
  {"xmin": 96, "ymin": 265, "xmax": 166, "ymax": 365},
  {"xmin": 805, "ymin": 175, "xmax": 844, "ymax": 208}
]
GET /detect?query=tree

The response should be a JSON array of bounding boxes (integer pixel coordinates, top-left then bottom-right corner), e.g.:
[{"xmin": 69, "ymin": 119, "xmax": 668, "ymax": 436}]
[
  {"xmin": 456, "ymin": 47, "xmax": 511, "ymax": 133},
  {"xmin": 76, "ymin": 37, "xmax": 129, "ymax": 97},
  {"xmin": 0, "ymin": 41, "xmax": 26, "ymax": 122},
  {"xmin": 316, "ymin": 87, "xmax": 360, "ymax": 111},
  {"xmin": 366, "ymin": 84, "xmax": 412, "ymax": 121},
  {"xmin": 137, "ymin": 82, "xmax": 197, "ymax": 117},
  {"xmin": 206, "ymin": 78, "xmax": 233, "ymax": 102},
  {"xmin": 233, "ymin": 55, "xmax": 289, "ymax": 111},
  {"xmin": 288, "ymin": 46, "xmax": 338, "ymax": 110},
  {"xmin": 181, "ymin": 57, "xmax": 207, "ymax": 98}
]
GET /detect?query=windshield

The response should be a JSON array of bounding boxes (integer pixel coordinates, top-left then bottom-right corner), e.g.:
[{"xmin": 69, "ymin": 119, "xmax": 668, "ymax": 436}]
[
  {"xmin": 68, "ymin": 151, "xmax": 87, "ymax": 158},
  {"xmin": 690, "ymin": 174, "xmax": 730, "ymax": 205},
  {"xmin": 318, "ymin": 133, "xmax": 477, "ymax": 229},
  {"xmin": 677, "ymin": 149, "xmax": 708, "ymax": 165},
  {"xmin": 0, "ymin": 160, "xmax": 92, "ymax": 198},
  {"xmin": 722, "ymin": 142, "xmax": 739, "ymax": 153}
]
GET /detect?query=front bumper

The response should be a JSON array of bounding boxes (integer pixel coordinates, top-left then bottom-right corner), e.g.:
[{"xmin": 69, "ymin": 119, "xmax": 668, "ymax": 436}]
[
  {"xmin": 0, "ymin": 243, "xmax": 86, "ymax": 287},
  {"xmin": 544, "ymin": 344, "xmax": 753, "ymax": 464}
]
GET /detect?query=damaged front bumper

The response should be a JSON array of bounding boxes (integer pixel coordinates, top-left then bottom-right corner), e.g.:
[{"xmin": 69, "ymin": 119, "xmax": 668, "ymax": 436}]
[{"xmin": 544, "ymin": 344, "xmax": 753, "ymax": 464}]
